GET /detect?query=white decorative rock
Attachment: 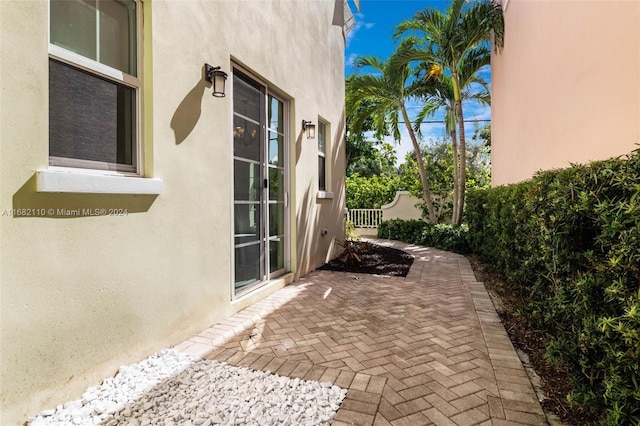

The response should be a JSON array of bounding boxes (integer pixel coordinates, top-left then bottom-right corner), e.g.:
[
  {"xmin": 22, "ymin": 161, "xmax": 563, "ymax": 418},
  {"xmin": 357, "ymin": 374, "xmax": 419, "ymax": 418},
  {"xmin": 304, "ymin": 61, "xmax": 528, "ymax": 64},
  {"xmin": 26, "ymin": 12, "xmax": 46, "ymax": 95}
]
[{"xmin": 27, "ymin": 349, "xmax": 347, "ymax": 425}]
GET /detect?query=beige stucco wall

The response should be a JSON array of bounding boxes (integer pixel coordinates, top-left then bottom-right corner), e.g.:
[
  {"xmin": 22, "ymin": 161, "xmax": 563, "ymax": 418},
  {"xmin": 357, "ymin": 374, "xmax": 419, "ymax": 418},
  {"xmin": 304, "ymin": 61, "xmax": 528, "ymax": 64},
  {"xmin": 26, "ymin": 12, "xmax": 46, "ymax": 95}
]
[
  {"xmin": 0, "ymin": 0, "xmax": 346, "ymax": 423},
  {"xmin": 491, "ymin": 0, "xmax": 640, "ymax": 185},
  {"xmin": 381, "ymin": 191, "xmax": 422, "ymax": 221}
]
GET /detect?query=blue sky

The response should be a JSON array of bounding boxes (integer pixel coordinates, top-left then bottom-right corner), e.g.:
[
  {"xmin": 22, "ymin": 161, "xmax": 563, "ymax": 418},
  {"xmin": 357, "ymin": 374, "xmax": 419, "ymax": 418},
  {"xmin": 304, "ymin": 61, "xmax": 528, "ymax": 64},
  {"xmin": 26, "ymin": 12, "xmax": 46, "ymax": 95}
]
[{"xmin": 345, "ymin": 0, "xmax": 492, "ymax": 162}]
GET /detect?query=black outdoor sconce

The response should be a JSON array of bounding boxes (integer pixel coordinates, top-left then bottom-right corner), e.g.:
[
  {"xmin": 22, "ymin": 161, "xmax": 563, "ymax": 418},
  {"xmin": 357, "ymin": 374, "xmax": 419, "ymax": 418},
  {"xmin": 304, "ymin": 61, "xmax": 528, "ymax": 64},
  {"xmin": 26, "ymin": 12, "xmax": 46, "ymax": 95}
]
[
  {"xmin": 302, "ymin": 120, "xmax": 316, "ymax": 139},
  {"xmin": 204, "ymin": 63, "xmax": 228, "ymax": 97}
]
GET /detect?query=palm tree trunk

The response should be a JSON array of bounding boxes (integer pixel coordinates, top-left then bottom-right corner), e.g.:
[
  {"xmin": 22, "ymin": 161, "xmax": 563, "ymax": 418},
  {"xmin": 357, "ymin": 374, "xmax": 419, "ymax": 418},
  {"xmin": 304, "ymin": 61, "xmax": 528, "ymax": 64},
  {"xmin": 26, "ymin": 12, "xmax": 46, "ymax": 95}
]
[
  {"xmin": 401, "ymin": 106, "xmax": 438, "ymax": 223},
  {"xmin": 454, "ymin": 97, "xmax": 466, "ymax": 225},
  {"xmin": 450, "ymin": 127, "xmax": 459, "ymax": 224},
  {"xmin": 451, "ymin": 73, "xmax": 467, "ymax": 225}
]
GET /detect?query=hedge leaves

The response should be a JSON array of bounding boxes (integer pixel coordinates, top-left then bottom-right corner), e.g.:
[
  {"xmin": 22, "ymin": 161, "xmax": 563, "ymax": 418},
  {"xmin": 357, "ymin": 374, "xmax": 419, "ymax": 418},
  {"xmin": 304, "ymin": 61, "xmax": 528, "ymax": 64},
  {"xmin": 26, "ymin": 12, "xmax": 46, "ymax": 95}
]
[{"xmin": 466, "ymin": 150, "xmax": 640, "ymax": 425}]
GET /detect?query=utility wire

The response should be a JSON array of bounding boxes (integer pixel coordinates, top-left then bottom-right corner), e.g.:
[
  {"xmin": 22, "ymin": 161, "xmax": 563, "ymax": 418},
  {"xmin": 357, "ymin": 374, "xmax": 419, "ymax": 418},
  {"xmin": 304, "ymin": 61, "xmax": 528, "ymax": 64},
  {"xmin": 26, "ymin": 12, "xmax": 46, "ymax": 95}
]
[{"xmin": 399, "ymin": 119, "xmax": 491, "ymax": 124}]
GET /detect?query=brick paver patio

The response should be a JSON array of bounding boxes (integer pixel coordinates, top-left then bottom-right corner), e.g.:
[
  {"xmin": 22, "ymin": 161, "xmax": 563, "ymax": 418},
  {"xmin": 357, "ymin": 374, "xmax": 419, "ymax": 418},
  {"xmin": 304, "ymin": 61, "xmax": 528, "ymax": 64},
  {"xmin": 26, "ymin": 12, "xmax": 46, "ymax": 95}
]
[{"xmin": 173, "ymin": 239, "xmax": 548, "ymax": 425}]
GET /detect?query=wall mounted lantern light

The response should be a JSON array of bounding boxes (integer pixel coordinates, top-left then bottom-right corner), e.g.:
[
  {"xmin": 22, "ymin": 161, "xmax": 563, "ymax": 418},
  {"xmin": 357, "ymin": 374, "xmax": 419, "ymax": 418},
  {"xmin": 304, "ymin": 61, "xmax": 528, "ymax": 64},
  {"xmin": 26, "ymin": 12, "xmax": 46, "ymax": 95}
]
[
  {"xmin": 204, "ymin": 63, "xmax": 228, "ymax": 97},
  {"xmin": 302, "ymin": 120, "xmax": 316, "ymax": 139}
]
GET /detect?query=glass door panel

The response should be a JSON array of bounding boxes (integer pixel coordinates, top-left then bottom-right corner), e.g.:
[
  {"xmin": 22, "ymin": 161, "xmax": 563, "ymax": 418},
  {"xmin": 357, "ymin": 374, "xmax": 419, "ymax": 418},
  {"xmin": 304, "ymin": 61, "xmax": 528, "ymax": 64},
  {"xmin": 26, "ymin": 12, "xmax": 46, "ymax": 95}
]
[
  {"xmin": 268, "ymin": 131, "xmax": 284, "ymax": 166},
  {"xmin": 234, "ymin": 76, "xmax": 262, "ymax": 117},
  {"xmin": 266, "ymin": 95, "xmax": 286, "ymax": 277},
  {"xmin": 233, "ymin": 70, "xmax": 288, "ymax": 295},
  {"xmin": 233, "ymin": 72, "xmax": 264, "ymax": 292},
  {"xmin": 233, "ymin": 203, "xmax": 260, "ymax": 244},
  {"xmin": 268, "ymin": 203, "xmax": 285, "ymax": 236},
  {"xmin": 234, "ymin": 160, "xmax": 260, "ymax": 201},
  {"xmin": 268, "ymin": 97, "xmax": 284, "ymax": 133},
  {"xmin": 268, "ymin": 168, "xmax": 284, "ymax": 201},
  {"xmin": 233, "ymin": 116, "xmax": 261, "ymax": 160},
  {"xmin": 269, "ymin": 238, "xmax": 285, "ymax": 273},
  {"xmin": 235, "ymin": 244, "xmax": 261, "ymax": 288}
]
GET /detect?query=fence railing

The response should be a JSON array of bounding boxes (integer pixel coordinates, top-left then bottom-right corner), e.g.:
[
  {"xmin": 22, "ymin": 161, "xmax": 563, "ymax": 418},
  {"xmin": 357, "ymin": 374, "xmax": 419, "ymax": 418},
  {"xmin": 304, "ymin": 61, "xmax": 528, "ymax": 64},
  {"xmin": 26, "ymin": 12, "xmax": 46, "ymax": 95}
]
[{"xmin": 348, "ymin": 209, "xmax": 383, "ymax": 228}]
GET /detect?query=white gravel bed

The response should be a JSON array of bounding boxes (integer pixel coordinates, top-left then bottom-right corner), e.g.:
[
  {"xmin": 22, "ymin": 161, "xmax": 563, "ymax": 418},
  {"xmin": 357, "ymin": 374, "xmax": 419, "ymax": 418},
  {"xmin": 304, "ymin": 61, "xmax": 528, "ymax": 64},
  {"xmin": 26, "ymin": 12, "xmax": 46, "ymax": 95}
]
[{"xmin": 27, "ymin": 349, "xmax": 347, "ymax": 426}]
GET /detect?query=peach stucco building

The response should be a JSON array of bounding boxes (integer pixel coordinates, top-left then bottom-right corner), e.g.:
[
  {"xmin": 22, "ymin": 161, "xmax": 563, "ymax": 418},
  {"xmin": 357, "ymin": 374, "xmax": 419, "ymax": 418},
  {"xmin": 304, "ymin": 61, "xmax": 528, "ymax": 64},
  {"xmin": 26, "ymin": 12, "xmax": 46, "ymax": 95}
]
[
  {"xmin": 491, "ymin": 0, "xmax": 640, "ymax": 185},
  {"xmin": 0, "ymin": 0, "xmax": 354, "ymax": 423}
]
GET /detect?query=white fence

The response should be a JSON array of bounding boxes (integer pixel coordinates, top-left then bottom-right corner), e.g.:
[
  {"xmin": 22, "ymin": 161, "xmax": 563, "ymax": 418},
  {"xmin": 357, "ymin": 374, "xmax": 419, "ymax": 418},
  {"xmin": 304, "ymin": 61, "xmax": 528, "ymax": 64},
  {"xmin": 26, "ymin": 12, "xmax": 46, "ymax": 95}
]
[
  {"xmin": 347, "ymin": 209, "xmax": 383, "ymax": 228},
  {"xmin": 347, "ymin": 192, "xmax": 424, "ymax": 232}
]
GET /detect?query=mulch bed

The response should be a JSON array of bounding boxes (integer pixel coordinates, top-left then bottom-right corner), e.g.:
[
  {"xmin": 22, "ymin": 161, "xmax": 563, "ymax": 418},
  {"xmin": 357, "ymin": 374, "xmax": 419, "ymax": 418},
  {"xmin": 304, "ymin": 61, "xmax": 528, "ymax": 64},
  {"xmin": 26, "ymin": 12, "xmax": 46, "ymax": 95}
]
[{"xmin": 319, "ymin": 241, "xmax": 414, "ymax": 277}]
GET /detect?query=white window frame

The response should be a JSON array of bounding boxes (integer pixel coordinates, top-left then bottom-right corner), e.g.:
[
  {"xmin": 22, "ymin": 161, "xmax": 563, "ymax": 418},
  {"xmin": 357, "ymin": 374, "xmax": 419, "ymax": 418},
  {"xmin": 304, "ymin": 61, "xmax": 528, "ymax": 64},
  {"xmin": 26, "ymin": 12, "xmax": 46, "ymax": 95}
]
[{"xmin": 47, "ymin": 0, "xmax": 143, "ymax": 177}]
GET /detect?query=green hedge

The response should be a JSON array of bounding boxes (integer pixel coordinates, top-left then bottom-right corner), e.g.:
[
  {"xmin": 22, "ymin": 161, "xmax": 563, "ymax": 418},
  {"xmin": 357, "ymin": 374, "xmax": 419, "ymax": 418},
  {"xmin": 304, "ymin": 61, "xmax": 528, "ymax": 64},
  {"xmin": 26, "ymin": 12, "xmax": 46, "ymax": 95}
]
[
  {"xmin": 377, "ymin": 219, "xmax": 470, "ymax": 254},
  {"xmin": 466, "ymin": 150, "xmax": 640, "ymax": 425}
]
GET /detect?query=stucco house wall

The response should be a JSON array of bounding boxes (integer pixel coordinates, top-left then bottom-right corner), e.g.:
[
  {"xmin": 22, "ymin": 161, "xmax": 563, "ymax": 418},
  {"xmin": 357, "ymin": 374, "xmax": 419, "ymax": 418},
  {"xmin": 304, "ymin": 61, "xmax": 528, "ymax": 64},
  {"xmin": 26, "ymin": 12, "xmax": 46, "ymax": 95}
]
[
  {"xmin": 0, "ymin": 0, "xmax": 347, "ymax": 423},
  {"xmin": 491, "ymin": 0, "xmax": 640, "ymax": 186}
]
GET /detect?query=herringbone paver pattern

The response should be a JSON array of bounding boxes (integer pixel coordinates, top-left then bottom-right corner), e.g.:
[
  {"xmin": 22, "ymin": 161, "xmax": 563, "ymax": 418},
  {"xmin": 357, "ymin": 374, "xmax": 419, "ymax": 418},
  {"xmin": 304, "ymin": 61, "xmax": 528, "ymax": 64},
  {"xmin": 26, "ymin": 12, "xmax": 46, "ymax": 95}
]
[{"xmin": 173, "ymin": 239, "xmax": 548, "ymax": 425}]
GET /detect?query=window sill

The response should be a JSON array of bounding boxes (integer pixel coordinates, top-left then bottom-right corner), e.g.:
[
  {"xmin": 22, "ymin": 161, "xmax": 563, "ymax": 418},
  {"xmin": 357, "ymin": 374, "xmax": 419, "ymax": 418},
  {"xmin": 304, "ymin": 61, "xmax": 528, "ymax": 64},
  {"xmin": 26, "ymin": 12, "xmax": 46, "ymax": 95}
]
[
  {"xmin": 317, "ymin": 191, "xmax": 334, "ymax": 199},
  {"xmin": 36, "ymin": 170, "xmax": 163, "ymax": 194}
]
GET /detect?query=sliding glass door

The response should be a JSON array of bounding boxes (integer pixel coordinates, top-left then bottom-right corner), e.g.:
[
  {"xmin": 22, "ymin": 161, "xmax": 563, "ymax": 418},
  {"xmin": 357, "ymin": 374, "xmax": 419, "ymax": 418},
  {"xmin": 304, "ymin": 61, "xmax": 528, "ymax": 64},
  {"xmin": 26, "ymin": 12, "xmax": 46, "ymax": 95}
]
[{"xmin": 232, "ymin": 69, "xmax": 288, "ymax": 295}]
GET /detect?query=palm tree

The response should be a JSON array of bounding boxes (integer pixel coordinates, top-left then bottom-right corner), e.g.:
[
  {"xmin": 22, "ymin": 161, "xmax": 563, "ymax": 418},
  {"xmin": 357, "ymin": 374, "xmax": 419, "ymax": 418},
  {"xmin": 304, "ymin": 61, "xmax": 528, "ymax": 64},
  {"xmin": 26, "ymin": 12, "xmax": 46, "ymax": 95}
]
[
  {"xmin": 346, "ymin": 56, "xmax": 439, "ymax": 223},
  {"xmin": 411, "ymin": 57, "xmax": 491, "ymax": 223},
  {"xmin": 394, "ymin": 0, "xmax": 504, "ymax": 224}
]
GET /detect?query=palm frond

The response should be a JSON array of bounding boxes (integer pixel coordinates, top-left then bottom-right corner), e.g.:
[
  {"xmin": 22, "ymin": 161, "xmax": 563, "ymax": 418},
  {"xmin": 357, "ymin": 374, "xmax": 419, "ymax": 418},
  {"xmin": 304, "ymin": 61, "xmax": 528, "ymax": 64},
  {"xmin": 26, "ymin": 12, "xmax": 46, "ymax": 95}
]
[
  {"xmin": 459, "ymin": 0, "xmax": 505, "ymax": 53},
  {"xmin": 413, "ymin": 100, "xmax": 443, "ymax": 137},
  {"xmin": 394, "ymin": 8, "xmax": 444, "ymax": 40},
  {"xmin": 388, "ymin": 39, "xmax": 435, "ymax": 76},
  {"xmin": 458, "ymin": 46, "xmax": 491, "ymax": 86},
  {"xmin": 352, "ymin": 55, "xmax": 386, "ymax": 73}
]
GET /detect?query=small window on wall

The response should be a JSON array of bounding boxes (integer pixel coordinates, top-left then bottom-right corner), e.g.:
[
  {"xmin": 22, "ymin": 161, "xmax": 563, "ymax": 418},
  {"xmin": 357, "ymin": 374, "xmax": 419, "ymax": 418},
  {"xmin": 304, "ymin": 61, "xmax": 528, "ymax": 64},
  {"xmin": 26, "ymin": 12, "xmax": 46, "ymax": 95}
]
[
  {"xmin": 318, "ymin": 120, "xmax": 327, "ymax": 191},
  {"xmin": 49, "ymin": 0, "xmax": 140, "ymax": 173}
]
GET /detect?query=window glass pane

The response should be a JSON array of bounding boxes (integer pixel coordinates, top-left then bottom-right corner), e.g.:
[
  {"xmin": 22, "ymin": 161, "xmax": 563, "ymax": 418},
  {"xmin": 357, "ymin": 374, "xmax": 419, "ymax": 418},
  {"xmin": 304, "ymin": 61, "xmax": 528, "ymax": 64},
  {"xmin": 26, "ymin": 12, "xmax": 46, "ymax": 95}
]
[
  {"xmin": 50, "ymin": 0, "xmax": 136, "ymax": 75},
  {"xmin": 268, "ymin": 131, "xmax": 283, "ymax": 166},
  {"xmin": 268, "ymin": 168, "xmax": 284, "ymax": 201},
  {"xmin": 268, "ymin": 97, "xmax": 283, "ymax": 133},
  {"xmin": 99, "ymin": 0, "xmax": 137, "ymax": 75},
  {"xmin": 318, "ymin": 156, "xmax": 326, "ymax": 190},
  {"xmin": 233, "ymin": 116, "xmax": 261, "ymax": 161},
  {"xmin": 234, "ymin": 204, "xmax": 260, "ymax": 244},
  {"xmin": 269, "ymin": 203, "xmax": 284, "ymax": 237},
  {"xmin": 51, "ymin": 0, "xmax": 97, "ymax": 61},
  {"xmin": 317, "ymin": 122, "xmax": 326, "ymax": 153},
  {"xmin": 234, "ymin": 160, "xmax": 261, "ymax": 202},
  {"xmin": 235, "ymin": 244, "xmax": 261, "ymax": 288},
  {"xmin": 269, "ymin": 238, "xmax": 284, "ymax": 273},
  {"xmin": 233, "ymin": 74, "xmax": 262, "ymax": 121},
  {"xmin": 49, "ymin": 59, "xmax": 135, "ymax": 168}
]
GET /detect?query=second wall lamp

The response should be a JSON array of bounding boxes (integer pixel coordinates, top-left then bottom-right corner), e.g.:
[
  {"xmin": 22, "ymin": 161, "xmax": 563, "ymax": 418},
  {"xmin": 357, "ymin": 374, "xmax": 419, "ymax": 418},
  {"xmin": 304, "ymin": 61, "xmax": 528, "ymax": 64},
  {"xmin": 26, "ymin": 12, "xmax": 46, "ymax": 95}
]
[
  {"xmin": 302, "ymin": 120, "xmax": 316, "ymax": 139},
  {"xmin": 204, "ymin": 63, "xmax": 228, "ymax": 97}
]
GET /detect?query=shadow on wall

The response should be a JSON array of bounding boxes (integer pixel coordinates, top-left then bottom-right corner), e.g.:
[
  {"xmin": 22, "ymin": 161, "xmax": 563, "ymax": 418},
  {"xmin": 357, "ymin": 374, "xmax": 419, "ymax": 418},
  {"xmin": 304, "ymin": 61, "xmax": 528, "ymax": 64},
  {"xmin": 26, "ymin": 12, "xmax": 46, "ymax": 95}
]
[
  {"xmin": 12, "ymin": 175, "xmax": 158, "ymax": 218},
  {"xmin": 60, "ymin": 272, "xmax": 358, "ymax": 426},
  {"xmin": 170, "ymin": 65, "xmax": 213, "ymax": 145},
  {"xmin": 318, "ymin": 110, "xmax": 347, "ymax": 263},
  {"xmin": 296, "ymin": 185, "xmax": 318, "ymax": 279},
  {"xmin": 295, "ymin": 123, "xmax": 304, "ymax": 165},
  {"xmin": 328, "ymin": 110, "xmax": 347, "ymax": 248},
  {"xmin": 297, "ymin": 110, "xmax": 348, "ymax": 275},
  {"xmin": 294, "ymin": 125, "xmax": 318, "ymax": 278}
]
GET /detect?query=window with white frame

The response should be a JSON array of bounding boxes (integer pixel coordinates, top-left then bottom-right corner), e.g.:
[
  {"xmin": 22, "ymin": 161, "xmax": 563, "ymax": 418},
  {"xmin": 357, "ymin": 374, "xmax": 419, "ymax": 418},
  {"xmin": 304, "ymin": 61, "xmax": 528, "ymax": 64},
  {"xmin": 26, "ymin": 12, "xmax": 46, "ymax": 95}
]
[
  {"xmin": 317, "ymin": 120, "xmax": 327, "ymax": 191},
  {"xmin": 49, "ymin": 0, "xmax": 141, "ymax": 173}
]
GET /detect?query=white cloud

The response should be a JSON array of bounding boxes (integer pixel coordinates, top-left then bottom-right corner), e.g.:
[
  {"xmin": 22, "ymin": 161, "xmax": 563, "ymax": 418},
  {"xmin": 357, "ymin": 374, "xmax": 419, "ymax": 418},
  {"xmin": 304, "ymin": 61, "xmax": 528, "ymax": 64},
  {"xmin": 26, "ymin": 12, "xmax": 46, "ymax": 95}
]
[
  {"xmin": 390, "ymin": 98, "xmax": 491, "ymax": 163},
  {"xmin": 464, "ymin": 102, "xmax": 491, "ymax": 120},
  {"xmin": 351, "ymin": 85, "xmax": 491, "ymax": 165},
  {"xmin": 346, "ymin": 53, "xmax": 359, "ymax": 69},
  {"xmin": 346, "ymin": 13, "xmax": 375, "ymax": 47}
]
